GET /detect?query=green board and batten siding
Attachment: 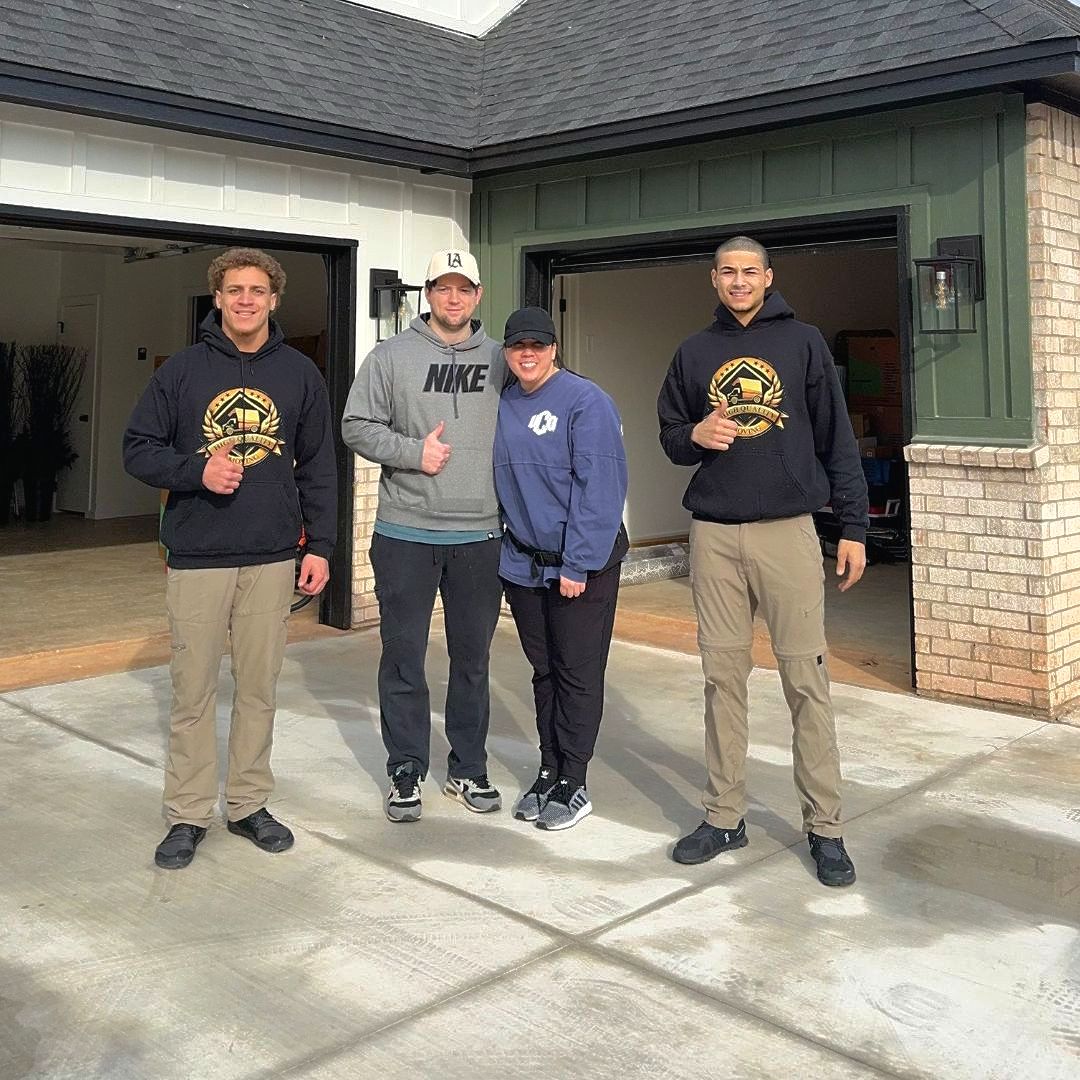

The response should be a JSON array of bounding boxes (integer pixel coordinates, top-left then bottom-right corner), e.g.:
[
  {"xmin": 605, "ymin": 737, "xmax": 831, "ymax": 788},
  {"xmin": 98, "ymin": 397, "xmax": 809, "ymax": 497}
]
[{"xmin": 472, "ymin": 93, "xmax": 1033, "ymax": 445}]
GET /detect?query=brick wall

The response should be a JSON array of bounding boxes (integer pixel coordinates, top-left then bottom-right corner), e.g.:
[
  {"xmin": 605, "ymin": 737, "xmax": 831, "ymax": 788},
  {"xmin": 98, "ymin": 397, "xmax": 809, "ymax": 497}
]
[
  {"xmin": 350, "ymin": 461, "xmax": 380, "ymax": 628},
  {"xmin": 905, "ymin": 103, "xmax": 1080, "ymax": 721}
]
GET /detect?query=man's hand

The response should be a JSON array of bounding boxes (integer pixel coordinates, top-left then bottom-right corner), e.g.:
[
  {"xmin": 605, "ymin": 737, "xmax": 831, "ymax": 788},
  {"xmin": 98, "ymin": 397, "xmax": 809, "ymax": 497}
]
[
  {"xmin": 421, "ymin": 421, "xmax": 452, "ymax": 475},
  {"xmin": 202, "ymin": 447, "xmax": 243, "ymax": 494},
  {"xmin": 691, "ymin": 399, "xmax": 739, "ymax": 451},
  {"xmin": 836, "ymin": 540, "xmax": 866, "ymax": 592},
  {"xmin": 297, "ymin": 553, "xmax": 330, "ymax": 596},
  {"xmin": 559, "ymin": 576, "xmax": 586, "ymax": 598}
]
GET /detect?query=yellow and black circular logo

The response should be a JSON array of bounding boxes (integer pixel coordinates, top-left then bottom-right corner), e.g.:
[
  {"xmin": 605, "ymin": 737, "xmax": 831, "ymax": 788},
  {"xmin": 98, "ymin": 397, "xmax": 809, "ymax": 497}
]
[
  {"xmin": 707, "ymin": 356, "xmax": 788, "ymax": 439},
  {"xmin": 198, "ymin": 387, "xmax": 284, "ymax": 466}
]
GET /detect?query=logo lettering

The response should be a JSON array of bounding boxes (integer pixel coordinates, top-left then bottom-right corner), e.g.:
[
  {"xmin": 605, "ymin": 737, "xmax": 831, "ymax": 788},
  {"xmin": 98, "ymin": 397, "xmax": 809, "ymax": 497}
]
[
  {"xmin": 423, "ymin": 363, "xmax": 489, "ymax": 393},
  {"xmin": 528, "ymin": 410, "xmax": 558, "ymax": 436},
  {"xmin": 447, "ymin": 252, "xmax": 462, "ymax": 268}
]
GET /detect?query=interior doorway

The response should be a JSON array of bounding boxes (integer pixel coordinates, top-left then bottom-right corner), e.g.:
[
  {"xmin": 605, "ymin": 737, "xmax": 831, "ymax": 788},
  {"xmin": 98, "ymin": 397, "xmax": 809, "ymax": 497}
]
[{"xmin": 526, "ymin": 214, "xmax": 915, "ymax": 693}]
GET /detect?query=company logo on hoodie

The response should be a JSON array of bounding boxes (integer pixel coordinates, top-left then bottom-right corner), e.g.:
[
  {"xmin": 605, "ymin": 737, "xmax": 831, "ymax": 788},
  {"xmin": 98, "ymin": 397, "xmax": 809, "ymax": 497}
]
[
  {"xmin": 707, "ymin": 357, "xmax": 788, "ymax": 438},
  {"xmin": 198, "ymin": 387, "xmax": 285, "ymax": 466}
]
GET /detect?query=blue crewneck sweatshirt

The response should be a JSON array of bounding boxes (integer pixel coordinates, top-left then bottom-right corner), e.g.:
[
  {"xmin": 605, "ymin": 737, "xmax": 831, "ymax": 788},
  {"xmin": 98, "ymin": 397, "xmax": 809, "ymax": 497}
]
[{"xmin": 495, "ymin": 369, "xmax": 628, "ymax": 587}]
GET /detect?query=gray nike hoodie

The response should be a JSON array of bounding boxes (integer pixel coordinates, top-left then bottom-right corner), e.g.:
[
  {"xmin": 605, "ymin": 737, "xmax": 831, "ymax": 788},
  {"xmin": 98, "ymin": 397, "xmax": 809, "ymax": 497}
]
[{"xmin": 341, "ymin": 315, "xmax": 506, "ymax": 532}]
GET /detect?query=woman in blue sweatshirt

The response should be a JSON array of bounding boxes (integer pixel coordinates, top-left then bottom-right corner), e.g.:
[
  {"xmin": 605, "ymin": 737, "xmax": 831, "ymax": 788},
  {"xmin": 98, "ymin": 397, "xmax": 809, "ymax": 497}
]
[{"xmin": 494, "ymin": 307, "xmax": 628, "ymax": 831}]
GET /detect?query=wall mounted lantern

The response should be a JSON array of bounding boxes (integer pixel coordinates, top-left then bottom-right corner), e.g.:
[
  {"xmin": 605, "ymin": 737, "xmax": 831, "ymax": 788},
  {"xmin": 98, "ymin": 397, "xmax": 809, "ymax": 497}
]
[
  {"xmin": 370, "ymin": 268, "xmax": 424, "ymax": 342},
  {"xmin": 913, "ymin": 235, "xmax": 984, "ymax": 335}
]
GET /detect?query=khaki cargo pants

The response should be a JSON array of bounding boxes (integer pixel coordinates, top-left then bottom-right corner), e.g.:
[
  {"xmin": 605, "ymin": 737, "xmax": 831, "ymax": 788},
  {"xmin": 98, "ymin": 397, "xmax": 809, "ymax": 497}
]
[
  {"xmin": 689, "ymin": 516, "xmax": 843, "ymax": 838},
  {"xmin": 163, "ymin": 560, "xmax": 294, "ymax": 827}
]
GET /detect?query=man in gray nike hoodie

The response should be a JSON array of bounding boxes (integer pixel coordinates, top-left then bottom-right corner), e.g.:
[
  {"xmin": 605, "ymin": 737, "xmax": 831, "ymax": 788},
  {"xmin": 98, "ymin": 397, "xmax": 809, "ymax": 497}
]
[{"xmin": 342, "ymin": 250, "xmax": 507, "ymax": 823}]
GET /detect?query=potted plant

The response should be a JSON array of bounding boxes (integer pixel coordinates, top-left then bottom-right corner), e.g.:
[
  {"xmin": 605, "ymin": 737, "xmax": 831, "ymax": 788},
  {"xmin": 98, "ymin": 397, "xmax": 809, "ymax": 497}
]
[
  {"xmin": 18, "ymin": 343, "xmax": 86, "ymax": 522},
  {"xmin": 0, "ymin": 340, "xmax": 21, "ymax": 526}
]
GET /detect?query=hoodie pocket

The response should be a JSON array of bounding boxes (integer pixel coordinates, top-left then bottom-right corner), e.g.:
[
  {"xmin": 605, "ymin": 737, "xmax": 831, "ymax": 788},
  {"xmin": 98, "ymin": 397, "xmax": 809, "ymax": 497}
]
[
  {"xmin": 686, "ymin": 450, "xmax": 814, "ymax": 521},
  {"xmin": 162, "ymin": 481, "xmax": 301, "ymax": 557}
]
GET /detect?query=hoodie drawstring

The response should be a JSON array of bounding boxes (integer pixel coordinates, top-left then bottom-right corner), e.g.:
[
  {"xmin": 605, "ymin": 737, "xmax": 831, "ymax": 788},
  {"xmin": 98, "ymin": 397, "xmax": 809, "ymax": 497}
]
[{"xmin": 450, "ymin": 348, "xmax": 460, "ymax": 420}]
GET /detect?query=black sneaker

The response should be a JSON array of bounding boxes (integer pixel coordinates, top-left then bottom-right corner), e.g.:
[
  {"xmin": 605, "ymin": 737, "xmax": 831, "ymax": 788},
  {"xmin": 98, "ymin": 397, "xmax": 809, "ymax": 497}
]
[
  {"xmin": 154, "ymin": 823, "xmax": 207, "ymax": 869},
  {"xmin": 386, "ymin": 762, "xmax": 422, "ymax": 823},
  {"xmin": 672, "ymin": 820, "xmax": 748, "ymax": 864},
  {"xmin": 808, "ymin": 833, "xmax": 856, "ymax": 886},
  {"xmin": 227, "ymin": 808, "xmax": 294, "ymax": 853}
]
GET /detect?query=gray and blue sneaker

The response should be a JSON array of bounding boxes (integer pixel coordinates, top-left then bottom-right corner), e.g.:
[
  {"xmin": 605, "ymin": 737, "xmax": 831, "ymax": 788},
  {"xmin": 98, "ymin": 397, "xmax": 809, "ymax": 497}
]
[
  {"xmin": 535, "ymin": 778, "xmax": 592, "ymax": 831},
  {"xmin": 443, "ymin": 774, "xmax": 502, "ymax": 813},
  {"xmin": 512, "ymin": 766, "xmax": 557, "ymax": 821},
  {"xmin": 386, "ymin": 763, "xmax": 422, "ymax": 823}
]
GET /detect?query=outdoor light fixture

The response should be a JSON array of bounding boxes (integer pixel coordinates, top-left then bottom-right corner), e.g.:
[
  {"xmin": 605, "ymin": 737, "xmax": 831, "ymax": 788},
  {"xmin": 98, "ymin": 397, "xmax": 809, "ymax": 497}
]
[
  {"xmin": 914, "ymin": 235, "xmax": 984, "ymax": 334},
  {"xmin": 370, "ymin": 268, "xmax": 424, "ymax": 342}
]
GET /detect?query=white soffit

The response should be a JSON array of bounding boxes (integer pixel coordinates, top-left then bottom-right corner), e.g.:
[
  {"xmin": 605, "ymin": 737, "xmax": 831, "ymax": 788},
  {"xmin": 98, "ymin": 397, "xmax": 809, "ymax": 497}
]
[{"xmin": 334, "ymin": 0, "xmax": 524, "ymax": 36}]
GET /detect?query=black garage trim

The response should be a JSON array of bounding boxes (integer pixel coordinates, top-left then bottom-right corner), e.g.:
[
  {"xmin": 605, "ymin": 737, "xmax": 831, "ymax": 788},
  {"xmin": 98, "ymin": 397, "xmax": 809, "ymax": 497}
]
[{"xmin": 0, "ymin": 202, "xmax": 357, "ymax": 631}]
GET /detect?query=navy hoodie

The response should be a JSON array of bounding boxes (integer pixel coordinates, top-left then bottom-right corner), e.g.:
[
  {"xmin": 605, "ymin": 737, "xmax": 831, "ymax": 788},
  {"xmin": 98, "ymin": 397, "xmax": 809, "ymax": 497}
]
[
  {"xmin": 657, "ymin": 292, "xmax": 868, "ymax": 543},
  {"xmin": 123, "ymin": 311, "xmax": 337, "ymax": 569},
  {"xmin": 495, "ymin": 369, "xmax": 628, "ymax": 587}
]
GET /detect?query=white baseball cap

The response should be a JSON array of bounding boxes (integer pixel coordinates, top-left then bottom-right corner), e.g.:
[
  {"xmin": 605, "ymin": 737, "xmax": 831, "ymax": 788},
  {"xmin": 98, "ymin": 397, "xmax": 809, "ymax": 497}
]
[{"xmin": 425, "ymin": 249, "xmax": 481, "ymax": 286}]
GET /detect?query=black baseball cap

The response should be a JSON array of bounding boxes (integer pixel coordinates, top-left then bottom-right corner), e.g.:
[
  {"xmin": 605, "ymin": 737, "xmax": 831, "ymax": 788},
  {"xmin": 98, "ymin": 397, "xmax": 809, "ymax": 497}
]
[{"xmin": 503, "ymin": 306, "xmax": 557, "ymax": 346}]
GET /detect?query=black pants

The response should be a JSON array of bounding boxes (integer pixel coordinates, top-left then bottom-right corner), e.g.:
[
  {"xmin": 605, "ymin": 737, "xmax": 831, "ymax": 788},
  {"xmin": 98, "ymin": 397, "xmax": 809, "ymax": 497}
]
[
  {"xmin": 503, "ymin": 562, "xmax": 620, "ymax": 789},
  {"xmin": 370, "ymin": 532, "xmax": 503, "ymax": 779}
]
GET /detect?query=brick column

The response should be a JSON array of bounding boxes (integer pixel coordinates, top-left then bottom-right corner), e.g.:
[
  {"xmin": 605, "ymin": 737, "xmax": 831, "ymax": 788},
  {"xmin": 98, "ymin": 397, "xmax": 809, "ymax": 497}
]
[
  {"xmin": 904, "ymin": 103, "xmax": 1080, "ymax": 722},
  {"xmin": 350, "ymin": 460, "xmax": 381, "ymax": 628}
]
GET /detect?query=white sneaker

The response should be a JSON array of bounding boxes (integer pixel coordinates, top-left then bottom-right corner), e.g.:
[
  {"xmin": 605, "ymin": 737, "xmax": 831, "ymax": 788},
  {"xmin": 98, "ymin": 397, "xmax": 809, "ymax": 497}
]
[
  {"xmin": 385, "ymin": 763, "xmax": 422, "ymax": 823},
  {"xmin": 443, "ymin": 774, "xmax": 502, "ymax": 813}
]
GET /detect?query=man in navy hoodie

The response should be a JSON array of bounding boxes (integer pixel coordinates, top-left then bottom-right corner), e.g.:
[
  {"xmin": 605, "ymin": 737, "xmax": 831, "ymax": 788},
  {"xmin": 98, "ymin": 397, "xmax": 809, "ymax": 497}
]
[
  {"xmin": 124, "ymin": 248, "xmax": 336, "ymax": 869},
  {"xmin": 657, "ymin": 236, "xmax": 867, "ymax": 886}
]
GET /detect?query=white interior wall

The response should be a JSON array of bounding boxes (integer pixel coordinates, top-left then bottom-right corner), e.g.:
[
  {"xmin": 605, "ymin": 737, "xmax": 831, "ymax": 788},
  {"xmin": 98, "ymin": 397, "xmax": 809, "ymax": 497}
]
[
  {"xmin": 564, "ymin": 247, "xmax": 899, "ymax": 543},
  {"xmin": 0, "ymin": 244, "xmax": 61, "ymax": 344}
]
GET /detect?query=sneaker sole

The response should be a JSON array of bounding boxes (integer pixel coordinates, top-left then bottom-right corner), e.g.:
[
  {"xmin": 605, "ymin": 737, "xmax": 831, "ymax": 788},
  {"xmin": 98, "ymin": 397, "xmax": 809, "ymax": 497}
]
[
  {"xmin": 385, "ymin": 804, "xmax": 422, "ymax": 823},
  {"xmin": 443, "ymin": 783, "xmax": 502, "ymax": 814},
  {"xmin": 817, "ymin": 869, "xmax": 857, "ymax": 887},
  {"xmin": 535, "ymin": 801, "xmax": 592, "ymax": 831},
  {"xmin": 513, "ymin": 806, "xmax": 541, "ymax": 822},
  {"xmin": 671, "ymin": 834, "xmax": 748, "ymax": 864}
]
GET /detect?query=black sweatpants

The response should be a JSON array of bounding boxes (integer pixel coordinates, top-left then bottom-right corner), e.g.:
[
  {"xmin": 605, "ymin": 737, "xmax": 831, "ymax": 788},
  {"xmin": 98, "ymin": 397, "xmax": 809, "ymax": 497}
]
[
  {"xmin": 503, "ymin": 562, "xmax": 621, "ymax": 789},
  {"xmin": 370, "ymin": 532, "xmax": 503, "ymax": 780}
]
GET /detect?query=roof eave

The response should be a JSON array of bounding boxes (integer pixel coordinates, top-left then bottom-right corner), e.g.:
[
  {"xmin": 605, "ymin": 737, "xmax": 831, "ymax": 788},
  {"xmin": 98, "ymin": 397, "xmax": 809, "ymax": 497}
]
[
  {"xmin": 0, "ymin": 61, "xmax": 474, "ymax": 177},
  {"xmin": 468, "ymin": 38, "xmax": 1080, "ymax": 176}
]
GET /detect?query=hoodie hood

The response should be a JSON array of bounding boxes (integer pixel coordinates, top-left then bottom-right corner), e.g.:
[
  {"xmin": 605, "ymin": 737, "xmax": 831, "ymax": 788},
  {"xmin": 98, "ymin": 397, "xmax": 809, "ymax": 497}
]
[
  {"xmin": 199, "ymin": 309, "xmax": 285, "ymax": 361},
  {"xmin": 713, "ymin": 290, "xmax": 795, "ymax": 333}
]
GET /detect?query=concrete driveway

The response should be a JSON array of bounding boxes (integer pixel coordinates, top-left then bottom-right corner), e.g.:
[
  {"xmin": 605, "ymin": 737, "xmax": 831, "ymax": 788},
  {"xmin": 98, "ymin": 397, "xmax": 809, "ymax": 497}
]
[{"xmin": 1, "ymin": 623, "xmax": 1077, "ymax": 1079}]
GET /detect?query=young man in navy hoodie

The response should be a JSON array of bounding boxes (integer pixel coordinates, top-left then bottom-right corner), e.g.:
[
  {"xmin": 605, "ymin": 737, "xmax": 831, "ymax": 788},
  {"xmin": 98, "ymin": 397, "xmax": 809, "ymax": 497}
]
[
  {"xmin": 657, "ymin": 236, "xmax": 868, "ymax": 886},
  {"xmin": 124, "ymin": 248, "xmax": 336, "ymax": 869}
]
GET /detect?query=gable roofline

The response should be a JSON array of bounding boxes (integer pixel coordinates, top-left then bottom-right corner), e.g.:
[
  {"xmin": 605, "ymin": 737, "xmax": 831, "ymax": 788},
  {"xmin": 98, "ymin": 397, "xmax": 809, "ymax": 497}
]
[{"xmin": 2, "ymin": 40, "xmax": 1079, "ymax": 180}]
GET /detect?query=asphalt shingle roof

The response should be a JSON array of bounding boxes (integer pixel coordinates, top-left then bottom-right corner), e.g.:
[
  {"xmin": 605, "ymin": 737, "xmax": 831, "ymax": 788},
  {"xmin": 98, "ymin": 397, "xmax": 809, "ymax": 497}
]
[
  {"xmin": 0, "ymin": 0, "xmax": 483, "ymax": 148},
  {"xmin": 475, "ymin": 0, "xmax": 1080, "ymax": 146},
  {"xmin": 1, "ymin": 1, "xmax": 1080, "ymax": 161}
]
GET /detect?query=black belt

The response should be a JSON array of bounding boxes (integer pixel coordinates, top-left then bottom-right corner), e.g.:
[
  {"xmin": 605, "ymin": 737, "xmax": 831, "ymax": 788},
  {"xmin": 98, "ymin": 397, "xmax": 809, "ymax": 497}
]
[{"xmin": 506, "ymin": 530, "xmax": 562, "ymax": 567}]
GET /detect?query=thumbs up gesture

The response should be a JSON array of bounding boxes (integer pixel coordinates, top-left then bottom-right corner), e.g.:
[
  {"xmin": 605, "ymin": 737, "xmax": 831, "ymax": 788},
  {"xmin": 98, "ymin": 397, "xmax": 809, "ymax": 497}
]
[
  {"xmin": 691, "ymin": 397, "xmax": 739, "ymax": 451},
  {"xmin": 421, "ymin": 421, "xmax": 452, "ymax": 475},
  {"xmin": 202, "ymin": 446, "xmax": 244, "ymax": 493}
]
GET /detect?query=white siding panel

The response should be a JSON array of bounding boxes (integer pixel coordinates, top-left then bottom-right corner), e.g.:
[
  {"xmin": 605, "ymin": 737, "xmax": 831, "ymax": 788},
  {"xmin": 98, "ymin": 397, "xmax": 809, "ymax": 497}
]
[
  {"xmin": 163, "ymin": 147, "xmax": 225, "ymax": 210},
  {"xmin": 296, "ymin": 167, "xmax": 350, "ymax": 223},
  {"xmin": 0, "ymin": 122, "xmax": 74, "ymax": 193},
  {"xmin": 84, "ymin": 135, "xmax": 153, "ymax": 201},
  {"xmin": 234, "ymin": 157, "xmax": 291, "ymax": 217},
  {"xmin": 411, "ymin": 184, "xmax": 458, "ymax": 266},
  {"xmin": 357, "ymin": 177, "xmax": 404, "ymax": 215}
]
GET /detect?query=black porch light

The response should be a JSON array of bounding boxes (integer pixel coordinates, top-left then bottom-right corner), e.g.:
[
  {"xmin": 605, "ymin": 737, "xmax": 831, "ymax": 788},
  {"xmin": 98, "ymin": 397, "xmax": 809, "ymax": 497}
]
[
  {"xmin": 914, "ymin": 235, "xmax": 984, "ymax": 335},
  {"xmin": 370, "ymin": 268, "xmax": 424, "ymax": 342}
]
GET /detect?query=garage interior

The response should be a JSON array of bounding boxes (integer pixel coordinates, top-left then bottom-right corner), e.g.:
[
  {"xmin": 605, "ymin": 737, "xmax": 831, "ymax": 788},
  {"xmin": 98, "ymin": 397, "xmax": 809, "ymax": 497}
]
[
  {"xmin": 0, "ymin": 226, "xmax": 338, "ymax": 689},
  {"xmin": 556, "ymin": 240, "xmax": 913, "ymax": 693}
]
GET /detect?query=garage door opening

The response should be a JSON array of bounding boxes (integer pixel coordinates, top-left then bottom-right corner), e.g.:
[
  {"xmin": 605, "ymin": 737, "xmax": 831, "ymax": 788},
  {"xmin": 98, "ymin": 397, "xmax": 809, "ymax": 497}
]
[
  {"xmin": 528, "ymin": 218, "xmax": 914, "ymax": 694},
  {"xmin": 0, "ymin": 210, "xmax": 355, "ymax": 690}
]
